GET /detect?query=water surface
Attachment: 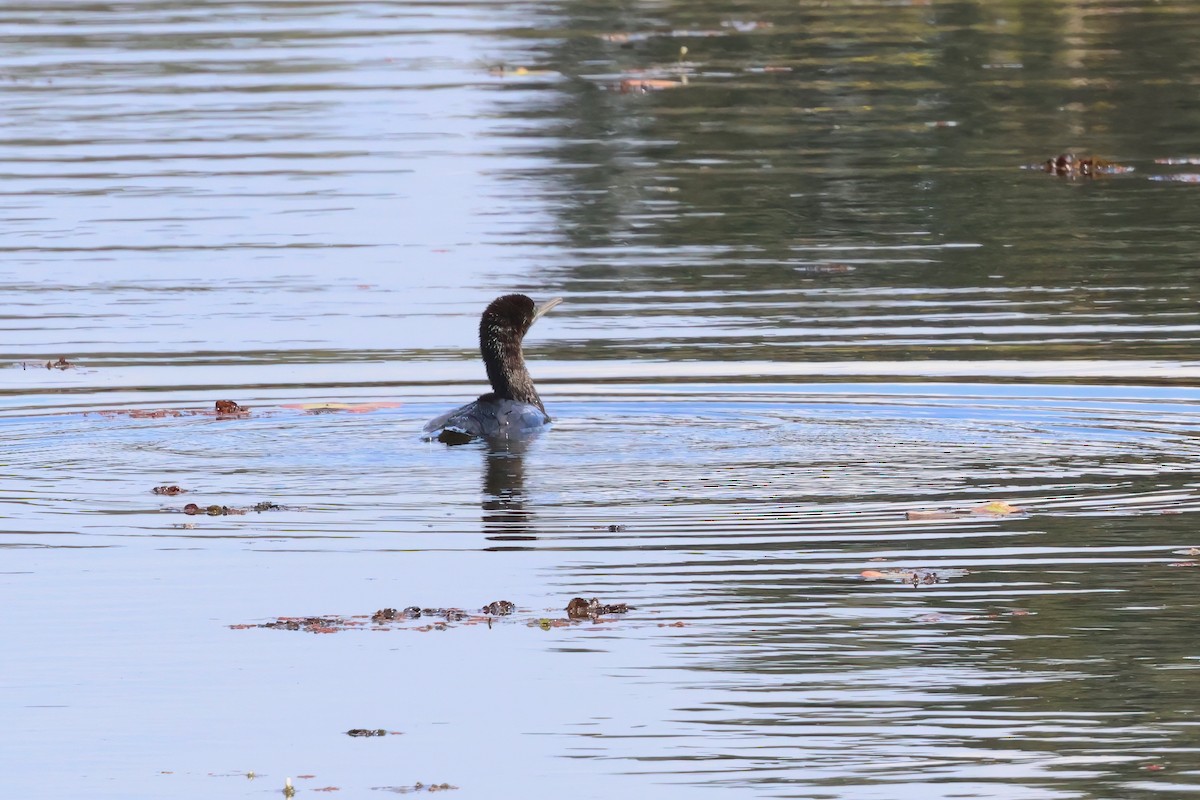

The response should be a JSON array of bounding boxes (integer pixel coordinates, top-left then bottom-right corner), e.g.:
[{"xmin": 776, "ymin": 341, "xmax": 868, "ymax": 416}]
[{"xmin": 2, "ymin": 1, "xmax": 1200, "ymax": 798}]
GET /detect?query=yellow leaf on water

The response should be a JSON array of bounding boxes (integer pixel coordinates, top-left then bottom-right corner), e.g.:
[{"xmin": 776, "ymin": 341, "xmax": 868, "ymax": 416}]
[{"xmin": 971, "ymin": 501, "xmax": 1023, "ymax": 516}]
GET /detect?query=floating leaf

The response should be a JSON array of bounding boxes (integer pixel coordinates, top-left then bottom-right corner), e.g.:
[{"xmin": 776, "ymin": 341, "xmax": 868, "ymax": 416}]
[
  {"xmin": 906, "ymin": 501, "xmax": 1025, "ymax": 520},
  {"xmin": 904, "ymin": 509, "xmax": 960, "ymax": 521},
  {"xmin": 619, "ymin": 78, "xmax": 684, "ymax": 93},
  {"xmin": 1035, "ymin": 154, "xmax": 1133, "ymax": 177},
  {"xmin": 971, "ymin": 500, "xmax": 1023, "ymax": 516},
  {"xmin": 860, "ymin": 568, "xmax": 968, "ymax": 584},
  {"xmin": 566, "ymin": 597, "xmax": 633, "ymax": 619},
  {"xmin": 487, "ymin": 65, "xmax": 557, "ymax": 78}
]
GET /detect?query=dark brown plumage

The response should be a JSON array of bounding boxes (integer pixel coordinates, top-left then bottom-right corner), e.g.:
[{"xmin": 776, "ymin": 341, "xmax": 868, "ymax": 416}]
[{"xmin": 423, "ymin": 294, "xmax": 562, "ymax": 443}]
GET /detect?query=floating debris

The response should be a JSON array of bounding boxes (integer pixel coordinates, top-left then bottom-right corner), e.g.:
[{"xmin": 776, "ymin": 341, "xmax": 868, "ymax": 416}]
[
  {"xmin": 258, "ymin": 616, "xmax": 351, "ymax": 634},
  {"xmin": 534, "ymin": 617, "xmax": 569, "ymax": 630},
  {"xmin": 599, "ymin": 22, "xmax": 770, "ymax": 44},
  {"xmin": 242, "ymin": 599, "xmax": 628, "ymax": 634},
  {"xmin": 346, "ymin": 729, "xmax": 390, "ymax": 737},
  {"xmin": 481, "ymin": 600, "xmax": 515, "ymax": 616},
  {"xmin": 860, "ymin": 568, "xmax": 969, "ymax": 584},
  {"xmin": 486, "ymin": 65, "xmax": 558, "ymax": 78},
  {"xmin": 905, "ymin": 500, "xmax": 1025, "ymax": 521},
  {"xmin": 215, "ymin": 399, "xmax": 248, "ymax": 416},
  {"xmin": 906, "ymin": 510, "xmax": 968, "ymax": 520},
  {"xmin": 973, "ymin": 500, "xmax": 1023, "ymax": 515},
  {"xmin": 721, "ymin": 19, "xmax": 773, "ymax": 33},
  {"xmin": 794, "ymin": 262, "xmax": 855, "ymax": 274},
  {"xmin": 373, "ymin": 783, "xmax": 457, "ymax": 794},
  {"xmin": 619, "ymin": 77, "xmax": 685, "ymax": 93},
  {"xmin": 95, "ymin": 403, "xmax": 265, "ymax": 419},
  {"xmin": 413, "ymin": 607, "xmax": 467, "ymax": 621},
  {"xmin": 566, "ymin": 597, "xmax": 634, "ymax": 619},
  {"xmin": 1036, "ymin": 153, "xmax": 1133, "ymax": 177},
  {"xmin": 97, "ymin": 407, "xmax": 185, "ymax": 418},
  {"xmin": 182, "ymin": 501, "xmax": 288, "ymax": 516},
  {"xmin": 17, "ymin": 357, "xmax": 77, "ymax": 370},
  {"xmin": 152, "ymin": 485, "xmax": 187, "ymax": 496},
  {"xmin": 979, "ymin": 608, "xmax": 1035, "ymax": 619}
]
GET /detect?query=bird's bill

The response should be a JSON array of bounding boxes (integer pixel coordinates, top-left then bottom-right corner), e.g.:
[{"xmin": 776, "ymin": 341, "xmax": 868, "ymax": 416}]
[{"xmin": 533, "ymin": 296, "xmax": 564, "ymax": 322}]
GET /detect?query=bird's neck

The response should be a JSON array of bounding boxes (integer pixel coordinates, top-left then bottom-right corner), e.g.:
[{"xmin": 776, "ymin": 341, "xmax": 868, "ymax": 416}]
[{"xmin": 481, "ymin": 334, "xmax": 543, "ymax": 411}]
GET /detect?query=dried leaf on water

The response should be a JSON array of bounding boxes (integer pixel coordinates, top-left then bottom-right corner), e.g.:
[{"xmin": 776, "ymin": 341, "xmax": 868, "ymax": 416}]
[
  {"xmin": 486, "ymin": 65, "xmax": 557, "ymax": 78},
  {"xmin": 903, "ymin": 509, "xmax": 960, "ymax": 521},
  {"xmin": 481, "ymin": 600, "xmax": 515, "ymax": 615},
  {"xmin": 619, "ymin": 77, "xmax": 685, "ymax": 93},
  {"xmin": 905, "ymin": 500, "xmax": 1025, "ymax": 520},
  {"xmin": 1035, "ymin": 153, "xmax": 1133, "ymax": 177},
  {"xmin": 182, "ymin": 501, "xmax": 287, "ymax": 516},
  {"xmin": 245, "ymin": 598, "xmax": 627, "ymax": 634},
  {"xmin": 971, "ymin": 500, "xmax": 1023, "ymax": 516},
  {"xmin": 152, "ymin": 485, "xmax": 187, "ymax": 495},
  {"xmin": 16, "ymin": 358, "xmax": 78, "ymax": 370},
  {"xmin": 214, "ymin": 399, "xmax": 248, "ymax": 416},
  {"xmin": 373, "ymin": 783, "xmax": 458, "ymax": 794},
  {"xmin": 255, "ymin": 616, "xmax": 357, "ymax": 634},
  {"xmin": 566, "ymin": 597, "xmax": 634, "ymax": 619},
  {"xmin": 860, "ymin": 568, "xmax": 968, "ymax": 584}
]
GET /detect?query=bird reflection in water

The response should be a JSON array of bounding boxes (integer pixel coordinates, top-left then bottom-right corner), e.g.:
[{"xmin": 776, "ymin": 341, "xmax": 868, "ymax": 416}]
[{"xmin": 482, "ymin": 437, "xmax": 537, "ymax": 545}]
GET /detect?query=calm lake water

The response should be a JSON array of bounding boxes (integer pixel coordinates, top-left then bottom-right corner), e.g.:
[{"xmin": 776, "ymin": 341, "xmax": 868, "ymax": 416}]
[{"xmin": 3, "ymin": 1, "xmax": 1200, "ymax": 798}]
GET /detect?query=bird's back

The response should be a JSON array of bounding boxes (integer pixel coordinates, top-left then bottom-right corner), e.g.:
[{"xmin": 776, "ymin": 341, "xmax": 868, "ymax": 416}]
[{"xmin": 423, "ymin": 394, "xmax": 549, "ymax": 444}]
